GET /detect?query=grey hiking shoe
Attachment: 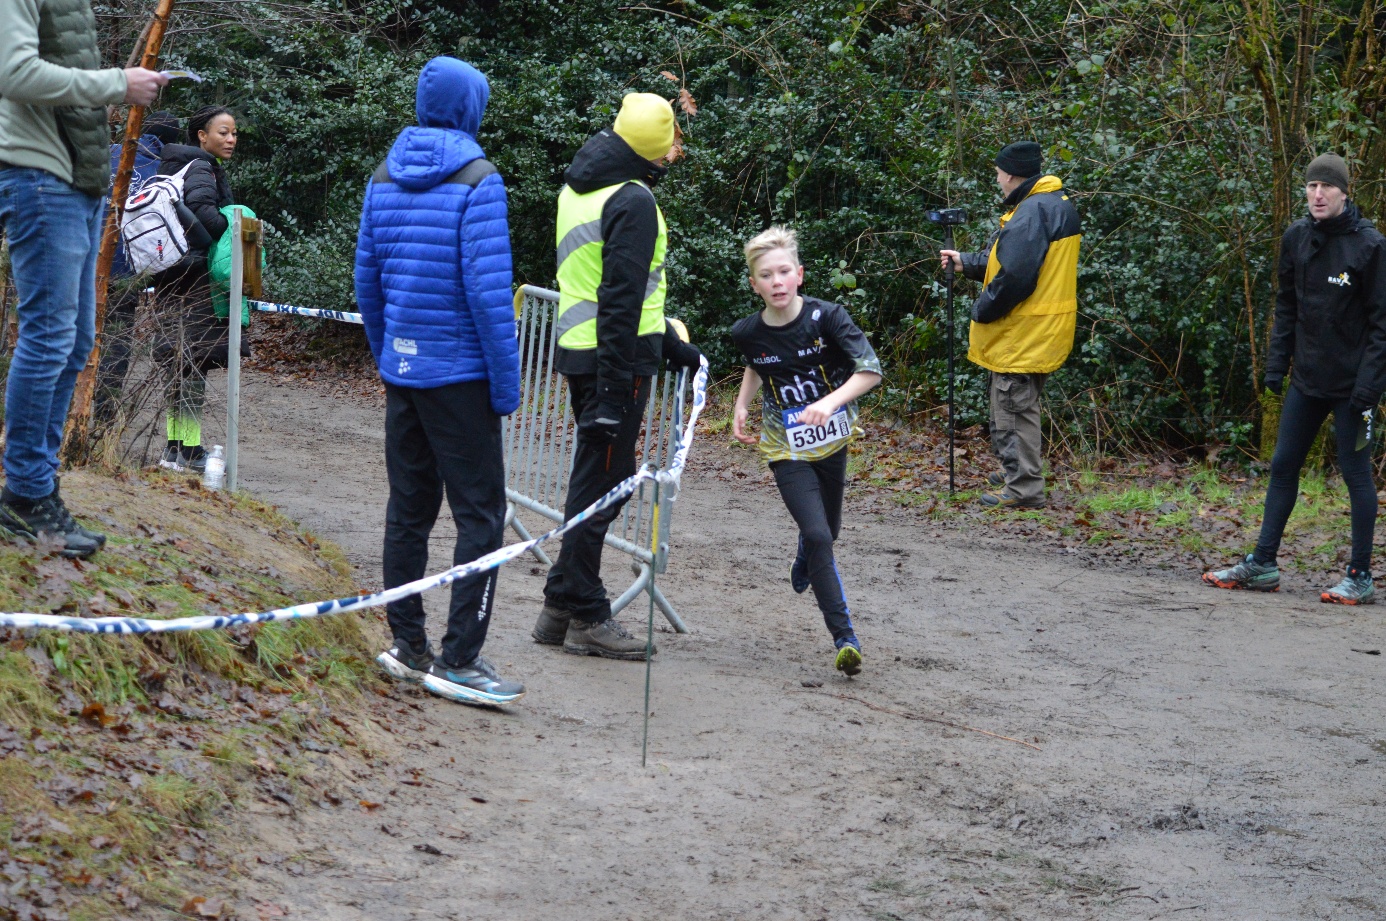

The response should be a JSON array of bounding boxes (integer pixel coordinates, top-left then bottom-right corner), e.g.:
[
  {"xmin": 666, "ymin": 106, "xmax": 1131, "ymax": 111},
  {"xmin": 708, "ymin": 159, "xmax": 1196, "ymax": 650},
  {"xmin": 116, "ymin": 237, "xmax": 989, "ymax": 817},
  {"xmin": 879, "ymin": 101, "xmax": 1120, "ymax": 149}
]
[
  {"xmin": 1202, "ymin": 554, "xmax": 1280, "ymax": 592},
  {"xmin": 532, "ymin": 604, "xmax": 573, "ymax": 645},
  {"xmin": 1321, "ymin": 568, "xmax": 1376, "ymax": 605},
  {"xmin": 376, "ymin": 637, "xmax": 435, "ymax": 682},
  {"xmin": 422, "ymin": 656, "xmax": 525, "ymax": 706},
  {"xmin": 987, "ymin": 471, "xmax": 1006, "ymax": 487},
  {"xmin": 563, "ymin": 618, "xmax": 655, "ymax": 660}
]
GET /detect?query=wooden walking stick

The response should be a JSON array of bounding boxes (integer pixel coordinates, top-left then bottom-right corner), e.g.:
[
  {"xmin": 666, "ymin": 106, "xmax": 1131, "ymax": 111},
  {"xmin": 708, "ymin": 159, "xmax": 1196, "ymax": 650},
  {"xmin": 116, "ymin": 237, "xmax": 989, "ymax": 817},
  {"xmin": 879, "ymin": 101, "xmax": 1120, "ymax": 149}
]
[{"xmin": 65, "ymin": 0, "xmax": 178, "ymax": 462}]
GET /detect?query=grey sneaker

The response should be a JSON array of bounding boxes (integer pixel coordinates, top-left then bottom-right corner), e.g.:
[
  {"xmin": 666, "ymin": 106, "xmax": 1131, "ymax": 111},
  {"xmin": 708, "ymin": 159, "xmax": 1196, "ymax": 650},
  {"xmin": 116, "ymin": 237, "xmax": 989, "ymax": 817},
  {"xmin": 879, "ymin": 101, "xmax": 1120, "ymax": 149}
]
[
  {"xmin": 1202, "ymin": 554, "xmax": 1280, "ymax": 592},
  {"xmin": 376, "ymin": 637, "xmax": 434, "ymax": 682},
  {"xmin": 987, "ymin": 471, "xmax": 1006, "ymax": 487},
  {"xmin": 1321, "ymin": 568, "xmax": 1376, "ymax": 605},
  {"xmin": 563, "ymin": 618, "xmax": 655, "ymax": 661},
  {"xmin": 532, "ymin": 604, "xmax": 573, "ymax": 645},
  {"xmin": 422, "ymin": 656, "xmax": 525, "ymax": 706}
]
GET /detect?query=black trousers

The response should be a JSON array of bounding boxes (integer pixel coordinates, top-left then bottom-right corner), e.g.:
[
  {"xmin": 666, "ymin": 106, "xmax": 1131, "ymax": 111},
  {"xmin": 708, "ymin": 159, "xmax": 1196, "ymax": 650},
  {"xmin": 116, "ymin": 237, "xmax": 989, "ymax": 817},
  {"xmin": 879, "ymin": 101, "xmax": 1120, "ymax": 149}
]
[
  {"xmin": 1255, "ymin": 384, "xmax": 1376, "ymax": 571},
  {"xmin": 382, "ymin": 380, "xmax": 504, "ymax": 667},
  {"xmin": 770, "ymin": 446, "xmax": 856, "ymax": 644},
  {"xmin": 93, "ymin": 282, "xmax": 140, "ymax": 428},
  {"xmin": 544, "ymin": 373, "xmax": 652, "ymax": 622}
]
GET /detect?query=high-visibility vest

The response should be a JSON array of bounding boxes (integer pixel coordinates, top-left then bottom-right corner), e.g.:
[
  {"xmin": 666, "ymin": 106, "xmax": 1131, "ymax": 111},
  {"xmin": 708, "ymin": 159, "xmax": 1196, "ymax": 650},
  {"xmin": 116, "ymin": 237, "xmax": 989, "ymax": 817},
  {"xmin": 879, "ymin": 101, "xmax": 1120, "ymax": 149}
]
[{"xmin": 554, "ymin": 180, "xmax": 667, "ymax": 350}]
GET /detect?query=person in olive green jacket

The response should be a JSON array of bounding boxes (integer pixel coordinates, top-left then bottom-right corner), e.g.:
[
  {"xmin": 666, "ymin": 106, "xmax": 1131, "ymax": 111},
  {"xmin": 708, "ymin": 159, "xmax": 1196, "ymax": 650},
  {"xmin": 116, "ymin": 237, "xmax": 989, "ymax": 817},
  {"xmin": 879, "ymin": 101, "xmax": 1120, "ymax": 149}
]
[
  {"xmin": 0, "ymin": 0, "xmax": 166, "ymax": 558},
  {"xmin": 940, "ymin": 141, "xmax": 1082, "ymax": 509}
]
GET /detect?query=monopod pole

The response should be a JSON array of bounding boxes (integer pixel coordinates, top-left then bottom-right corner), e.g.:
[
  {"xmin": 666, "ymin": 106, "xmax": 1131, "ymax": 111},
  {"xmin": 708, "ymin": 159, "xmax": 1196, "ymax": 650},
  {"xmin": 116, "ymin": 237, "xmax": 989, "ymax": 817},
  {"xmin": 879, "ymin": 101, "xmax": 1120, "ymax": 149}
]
[{"xmin": 943, "ymin": 226, "xmax": 956, "ymax": 495}]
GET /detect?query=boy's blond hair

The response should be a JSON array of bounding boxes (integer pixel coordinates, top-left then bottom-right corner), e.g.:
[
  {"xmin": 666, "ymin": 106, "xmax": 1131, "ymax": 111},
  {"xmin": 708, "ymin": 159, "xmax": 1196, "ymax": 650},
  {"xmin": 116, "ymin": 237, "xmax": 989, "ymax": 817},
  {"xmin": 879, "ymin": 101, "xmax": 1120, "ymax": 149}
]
[{"xmin": 744, "ymin": 225, "xmax": 800, "ymax": 273}]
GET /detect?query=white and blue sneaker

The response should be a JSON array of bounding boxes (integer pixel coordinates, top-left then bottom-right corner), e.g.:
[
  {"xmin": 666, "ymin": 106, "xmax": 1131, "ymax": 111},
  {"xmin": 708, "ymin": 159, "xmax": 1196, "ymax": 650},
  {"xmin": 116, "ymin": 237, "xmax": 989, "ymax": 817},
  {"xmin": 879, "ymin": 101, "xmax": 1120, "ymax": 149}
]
[
  {"xmin": 376, "ymin": 637, "xmax": 434, "ymax": 683},
  {"xmin": 422, "ymin": 656, "xmax": 525, "ymax": 707}
]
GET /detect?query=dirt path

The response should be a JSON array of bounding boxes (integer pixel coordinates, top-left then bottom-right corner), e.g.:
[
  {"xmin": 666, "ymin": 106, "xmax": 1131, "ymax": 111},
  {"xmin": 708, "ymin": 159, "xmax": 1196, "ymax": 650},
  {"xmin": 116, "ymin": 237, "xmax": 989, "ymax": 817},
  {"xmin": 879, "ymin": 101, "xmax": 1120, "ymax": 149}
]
[{"xmin": 222, "ymin": 367, "xmax": 1385, "ymax": 921}]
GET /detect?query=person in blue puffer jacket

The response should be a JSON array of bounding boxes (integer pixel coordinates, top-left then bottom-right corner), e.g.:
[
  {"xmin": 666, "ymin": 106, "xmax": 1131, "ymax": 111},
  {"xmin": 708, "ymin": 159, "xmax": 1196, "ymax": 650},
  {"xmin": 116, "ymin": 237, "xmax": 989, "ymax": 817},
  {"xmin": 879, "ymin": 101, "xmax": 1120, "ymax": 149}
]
[{"xmin": 354, "ymin": 56, "xmax": 524, "ymax": 707}]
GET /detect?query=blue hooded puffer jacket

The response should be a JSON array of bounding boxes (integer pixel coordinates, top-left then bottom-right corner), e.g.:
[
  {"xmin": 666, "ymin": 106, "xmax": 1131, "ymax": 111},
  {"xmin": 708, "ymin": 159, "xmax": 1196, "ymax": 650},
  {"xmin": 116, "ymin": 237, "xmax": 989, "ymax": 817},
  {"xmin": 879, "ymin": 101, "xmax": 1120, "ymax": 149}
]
[{"xmin": 354, "ymin": 57, "xmax": 520, "ymax": 414}]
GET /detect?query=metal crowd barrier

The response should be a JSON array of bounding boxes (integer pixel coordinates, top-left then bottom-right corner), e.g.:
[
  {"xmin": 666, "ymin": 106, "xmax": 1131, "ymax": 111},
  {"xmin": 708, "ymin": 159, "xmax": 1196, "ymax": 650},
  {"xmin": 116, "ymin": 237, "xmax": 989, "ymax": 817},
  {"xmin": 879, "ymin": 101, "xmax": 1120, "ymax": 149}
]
[{"xmin": 505, "ymin": 285, "xmax": 691, "ymax": 633}]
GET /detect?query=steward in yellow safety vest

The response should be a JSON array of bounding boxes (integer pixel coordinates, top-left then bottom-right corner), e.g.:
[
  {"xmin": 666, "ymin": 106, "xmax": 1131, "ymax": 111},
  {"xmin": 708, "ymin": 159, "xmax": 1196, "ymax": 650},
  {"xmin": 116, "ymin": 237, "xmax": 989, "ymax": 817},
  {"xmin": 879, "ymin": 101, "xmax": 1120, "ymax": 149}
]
[
  {"xmin": 941, "ymin": 141, "xmax": 1082, "ymax": 509},
  {"xmin": 534, "ymin": 93, "xmax": 703, "ymax": 661}
]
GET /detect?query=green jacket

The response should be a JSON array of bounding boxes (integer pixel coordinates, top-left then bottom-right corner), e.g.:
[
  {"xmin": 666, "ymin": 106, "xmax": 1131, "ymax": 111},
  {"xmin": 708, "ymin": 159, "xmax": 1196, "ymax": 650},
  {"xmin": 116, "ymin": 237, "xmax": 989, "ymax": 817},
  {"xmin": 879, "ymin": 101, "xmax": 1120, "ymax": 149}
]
[
  {"xmin": 209, "ymin": 204, "xmax": 263, "ymax": 325},
  {"xmin": 0, "ymin": 0, "xmax": 127, "ymax": 195}
]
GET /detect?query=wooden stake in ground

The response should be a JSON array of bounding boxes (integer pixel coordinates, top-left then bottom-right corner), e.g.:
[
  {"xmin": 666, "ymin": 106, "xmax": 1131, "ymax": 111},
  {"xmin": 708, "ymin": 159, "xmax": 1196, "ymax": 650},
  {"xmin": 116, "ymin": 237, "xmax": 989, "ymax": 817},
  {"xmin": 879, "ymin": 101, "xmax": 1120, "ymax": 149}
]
[{"xmin": 64, "ymin": 0, "xmax": 177, "ymax": 463}]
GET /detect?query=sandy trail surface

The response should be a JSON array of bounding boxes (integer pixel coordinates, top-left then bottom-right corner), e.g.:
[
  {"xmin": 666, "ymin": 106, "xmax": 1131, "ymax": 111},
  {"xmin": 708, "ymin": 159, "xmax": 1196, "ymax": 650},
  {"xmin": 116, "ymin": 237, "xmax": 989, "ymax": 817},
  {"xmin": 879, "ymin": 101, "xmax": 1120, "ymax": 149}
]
[{"xmin": 219, "ymin": 368, "xmax": 1385, "ymax": 921}]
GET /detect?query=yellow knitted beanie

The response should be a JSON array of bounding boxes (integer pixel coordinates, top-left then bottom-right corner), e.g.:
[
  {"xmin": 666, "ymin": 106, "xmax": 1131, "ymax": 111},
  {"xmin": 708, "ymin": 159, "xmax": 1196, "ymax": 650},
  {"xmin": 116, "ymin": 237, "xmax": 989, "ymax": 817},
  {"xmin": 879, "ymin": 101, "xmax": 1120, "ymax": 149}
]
[{"xmin": 613, "ymin": 93, "xmax": 676, "ymax": 161}]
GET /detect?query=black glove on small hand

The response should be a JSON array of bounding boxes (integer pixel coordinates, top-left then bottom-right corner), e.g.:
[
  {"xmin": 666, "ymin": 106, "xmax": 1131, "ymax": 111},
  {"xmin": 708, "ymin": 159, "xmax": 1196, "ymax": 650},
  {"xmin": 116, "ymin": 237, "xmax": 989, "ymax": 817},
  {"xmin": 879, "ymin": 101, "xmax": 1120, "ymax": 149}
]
[
  {"xmin": 1264, "ymin": 375, "xmax": 1284, "ymax": 396},
  {"xmin": 665, "ymin": 337, "xmax": 703, "ymax": 371},
  {"xmin": 578, "ymin": 381, "xmax": 630, "ymax": 445}
]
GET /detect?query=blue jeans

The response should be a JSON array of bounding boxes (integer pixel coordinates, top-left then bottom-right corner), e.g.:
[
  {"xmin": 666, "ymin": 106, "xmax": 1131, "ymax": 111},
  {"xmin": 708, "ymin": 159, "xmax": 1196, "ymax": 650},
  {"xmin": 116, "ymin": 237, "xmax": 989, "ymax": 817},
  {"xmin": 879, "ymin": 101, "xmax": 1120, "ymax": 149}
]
[{"xmin": 0, "ymin": 168, "xmax": 105, "ymax": 500}]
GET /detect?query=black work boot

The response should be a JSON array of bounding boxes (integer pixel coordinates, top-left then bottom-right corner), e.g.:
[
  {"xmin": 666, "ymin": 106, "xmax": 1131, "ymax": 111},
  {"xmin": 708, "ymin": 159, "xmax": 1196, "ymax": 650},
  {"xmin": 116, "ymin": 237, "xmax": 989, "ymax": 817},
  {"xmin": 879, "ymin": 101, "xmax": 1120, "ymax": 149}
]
[
  {"xmin": 0, "ymin": 487, "xmax": 103, "ymax": 559},
  {"xmin": 53, "ymin": 477, "xmax": 107, "ymax": 548}
]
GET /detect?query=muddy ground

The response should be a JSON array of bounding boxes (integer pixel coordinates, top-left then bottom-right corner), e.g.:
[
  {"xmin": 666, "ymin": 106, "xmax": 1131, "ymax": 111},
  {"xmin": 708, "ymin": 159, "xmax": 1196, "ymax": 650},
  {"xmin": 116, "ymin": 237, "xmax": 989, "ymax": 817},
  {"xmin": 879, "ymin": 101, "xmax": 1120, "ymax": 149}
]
[{"xmin": 198, "ymin": 366, "xmax": 1386, "ymax": 921}]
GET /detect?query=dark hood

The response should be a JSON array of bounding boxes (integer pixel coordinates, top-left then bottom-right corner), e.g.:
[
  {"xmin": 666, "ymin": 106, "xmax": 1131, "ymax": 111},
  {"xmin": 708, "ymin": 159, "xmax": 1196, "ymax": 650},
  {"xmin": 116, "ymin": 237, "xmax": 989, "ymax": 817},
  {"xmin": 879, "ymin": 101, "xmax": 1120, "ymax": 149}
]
[
  {"xmin": 385, "ymin": 57, "xmax": 490, "ymax": 192},
  {"xmin": 1313, "ymin": 201, "xmax": 1371, "ymax": 237},
  {"xmin": 564, "ymin": 129, "xmax": 667, "ymax": 194},
  {"xmin": 159, "ymin": 143, "xmax": 219, "ymax": 169}
]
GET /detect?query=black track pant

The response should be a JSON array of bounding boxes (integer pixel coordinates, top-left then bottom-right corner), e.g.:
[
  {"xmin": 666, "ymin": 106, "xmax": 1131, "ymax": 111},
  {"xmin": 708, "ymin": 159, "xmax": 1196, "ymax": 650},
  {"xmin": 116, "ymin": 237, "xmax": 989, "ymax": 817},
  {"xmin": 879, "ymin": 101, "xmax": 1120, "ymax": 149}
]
[
  {"xmin": 382, "ymin": 380, "xmax": 504, "ymax": 667},
  {"xmin": 1254, "ymin": 384, "xmax": 1377, "ymax": 572},
  {"xmin": 770, "ymin": 446, "xmax": 856, "ymax": 644},
  {"xmin": 544, "ymin": 374, "xmax": 652, "ymax": 622}
]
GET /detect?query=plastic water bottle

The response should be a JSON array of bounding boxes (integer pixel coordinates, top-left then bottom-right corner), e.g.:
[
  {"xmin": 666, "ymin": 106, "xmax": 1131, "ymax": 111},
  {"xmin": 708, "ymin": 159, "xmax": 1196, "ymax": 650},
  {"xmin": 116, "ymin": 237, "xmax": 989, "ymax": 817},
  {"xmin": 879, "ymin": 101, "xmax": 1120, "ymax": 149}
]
[{"xmin": 203, "ymin": 445, "xmax": 226, "ymax": 491}]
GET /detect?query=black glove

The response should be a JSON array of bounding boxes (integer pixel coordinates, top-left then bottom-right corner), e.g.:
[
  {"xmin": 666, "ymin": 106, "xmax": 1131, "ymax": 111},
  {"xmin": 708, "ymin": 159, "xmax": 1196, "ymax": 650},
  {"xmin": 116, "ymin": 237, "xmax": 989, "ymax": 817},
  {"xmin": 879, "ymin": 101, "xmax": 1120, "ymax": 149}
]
[
  {"xmin": 1264, "ymin": 375, "xmax": 1284, "ymax": 396},
  {"xmin": 664, "ymin": 336, "xmax": 703, "ymax": 371},
  {"xmin": 577, "ymin": 382, "xmax": 630, "ymax": 445}
]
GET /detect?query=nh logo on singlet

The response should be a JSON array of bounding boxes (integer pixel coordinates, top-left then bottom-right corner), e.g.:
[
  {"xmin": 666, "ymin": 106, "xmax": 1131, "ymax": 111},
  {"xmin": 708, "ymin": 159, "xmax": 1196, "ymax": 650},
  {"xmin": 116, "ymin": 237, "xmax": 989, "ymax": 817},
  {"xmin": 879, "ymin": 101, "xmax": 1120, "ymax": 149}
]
[
  {"xmin": 1329, "ymin": 272, "xmax": 1352, "ymax": 287},
  {"xmin": 778, "ymin": 373, "xmax": 821, "ymax": 405}
]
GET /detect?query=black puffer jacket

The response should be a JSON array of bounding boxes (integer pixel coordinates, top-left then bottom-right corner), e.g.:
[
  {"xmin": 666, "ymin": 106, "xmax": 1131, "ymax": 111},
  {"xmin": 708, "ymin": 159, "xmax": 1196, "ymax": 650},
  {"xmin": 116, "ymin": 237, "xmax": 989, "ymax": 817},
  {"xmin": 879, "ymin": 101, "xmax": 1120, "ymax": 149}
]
[
  {"xmin": 153, "ymin": 143, "xmax": 240, "ymax": 371},
  {"xmin": 1266, "ymin": 202, "xmax": 1386, "ymax": 407}
]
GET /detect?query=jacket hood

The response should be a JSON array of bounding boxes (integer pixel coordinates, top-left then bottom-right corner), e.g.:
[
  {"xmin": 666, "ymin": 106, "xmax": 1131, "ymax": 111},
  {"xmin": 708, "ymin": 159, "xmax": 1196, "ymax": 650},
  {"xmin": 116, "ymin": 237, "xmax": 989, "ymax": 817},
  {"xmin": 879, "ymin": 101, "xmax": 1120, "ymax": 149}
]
[
  {"xmin": 416, "ymin": 57, "xmax": 489, "ymax": 134},
  {"xmin": 159, "ymin": 143, "xmax": 219, "ymax": 169},
  {"xmin": 564, "ymin": 129, "xmax": 667, "ymax": 194},
  {"xmin": 386, "ymin": 57, "xmax": 490, "ymax": 191},
  {"xmin": 1312, "ymin": 201, "xmax": 1371, "ymax": 236}
]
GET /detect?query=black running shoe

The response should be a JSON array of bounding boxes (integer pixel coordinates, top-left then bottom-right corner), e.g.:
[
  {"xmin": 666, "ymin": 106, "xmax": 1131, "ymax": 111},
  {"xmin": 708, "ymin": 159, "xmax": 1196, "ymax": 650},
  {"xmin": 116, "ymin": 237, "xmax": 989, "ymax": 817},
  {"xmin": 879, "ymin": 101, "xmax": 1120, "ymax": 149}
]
[
  {"xmin": 0, "ymin": 488, "xmax": 102, "ymax": 559},
  {"xmin": 376, "ymin": 637, "xmax": 435, "ymax": 683},
  {"xmin": 422, "ymin": 656, "xmax": 525, "ymax": 706}
]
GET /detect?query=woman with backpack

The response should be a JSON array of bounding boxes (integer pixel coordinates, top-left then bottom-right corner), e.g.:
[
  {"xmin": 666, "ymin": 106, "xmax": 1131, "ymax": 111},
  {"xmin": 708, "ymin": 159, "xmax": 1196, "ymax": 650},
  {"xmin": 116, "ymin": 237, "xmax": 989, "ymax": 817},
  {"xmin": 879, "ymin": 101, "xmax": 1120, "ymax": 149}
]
[{"xmin": 153, "ymin": 105, "xmax": 241, "ymax": 473}]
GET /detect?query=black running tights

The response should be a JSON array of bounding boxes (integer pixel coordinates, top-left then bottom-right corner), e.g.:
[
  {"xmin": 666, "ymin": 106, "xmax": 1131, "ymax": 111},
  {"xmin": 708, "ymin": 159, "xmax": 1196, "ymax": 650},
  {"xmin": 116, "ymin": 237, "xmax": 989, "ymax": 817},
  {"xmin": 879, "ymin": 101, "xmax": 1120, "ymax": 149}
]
[{"xmin": 1254, "ymin": 384, "xmax": 1376, "ymax": 571}]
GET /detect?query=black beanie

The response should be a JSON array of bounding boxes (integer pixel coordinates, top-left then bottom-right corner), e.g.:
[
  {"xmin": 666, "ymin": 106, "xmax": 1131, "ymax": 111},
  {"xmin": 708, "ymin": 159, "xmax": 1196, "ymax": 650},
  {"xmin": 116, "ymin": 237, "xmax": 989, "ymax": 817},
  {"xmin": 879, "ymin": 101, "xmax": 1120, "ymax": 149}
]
[
  {"xmin": 143, "ymin": 111, "xmax": 181, "ymax": 145},
  {"xmin": 1306, "ymin": 152, "xmax": 1350, "ymax": 194},
  {"xmin": 995, "ymin": 141, "xmax": 1043, "ymax": 178}
]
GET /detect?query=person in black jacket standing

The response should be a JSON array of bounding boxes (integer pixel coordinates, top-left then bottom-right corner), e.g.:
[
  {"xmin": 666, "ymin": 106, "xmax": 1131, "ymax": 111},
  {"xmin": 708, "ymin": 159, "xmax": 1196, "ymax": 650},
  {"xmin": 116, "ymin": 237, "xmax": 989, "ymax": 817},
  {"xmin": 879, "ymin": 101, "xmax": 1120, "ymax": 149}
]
[
  {"xmin": 1204, "ymin": 153, "xmax": 1386, "ymax": 604},
  {"xmin": 153, "ymin": 105, "xmax": 238, "ymax": 474},
  {"xmin": 531, "ymin": 94, "xmax": 703, "ymax": 660}
]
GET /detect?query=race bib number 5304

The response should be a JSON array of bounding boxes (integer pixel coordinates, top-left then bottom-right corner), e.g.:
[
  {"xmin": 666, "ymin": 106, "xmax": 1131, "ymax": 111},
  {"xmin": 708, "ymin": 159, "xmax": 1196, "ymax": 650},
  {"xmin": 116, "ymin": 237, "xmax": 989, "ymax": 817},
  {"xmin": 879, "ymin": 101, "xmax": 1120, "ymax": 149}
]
[{"xmin": 783, "ymin": 406, "xmax": 851, "ymax": 451}]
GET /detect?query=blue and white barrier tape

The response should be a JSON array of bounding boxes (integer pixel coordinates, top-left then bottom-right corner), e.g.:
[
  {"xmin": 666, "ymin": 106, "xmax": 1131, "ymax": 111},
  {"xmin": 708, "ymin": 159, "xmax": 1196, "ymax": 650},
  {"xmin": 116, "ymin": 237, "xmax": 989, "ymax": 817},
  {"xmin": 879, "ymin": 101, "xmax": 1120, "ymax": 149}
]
[
  {"xmin": 0, "ymin": 360, "xmax": 709, "ymax": 634},
  {"xmin": 251, "ymin": 300, "xmax": 363, "ymax": 325}
]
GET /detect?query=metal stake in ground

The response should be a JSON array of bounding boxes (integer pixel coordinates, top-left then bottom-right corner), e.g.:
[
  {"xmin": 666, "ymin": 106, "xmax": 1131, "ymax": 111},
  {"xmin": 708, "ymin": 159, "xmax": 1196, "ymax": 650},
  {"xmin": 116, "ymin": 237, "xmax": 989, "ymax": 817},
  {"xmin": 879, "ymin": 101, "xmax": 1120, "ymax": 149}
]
[
  {"xmin": 642, "ymin": 478, "xmax": 661, "ymax": 768},
  {"xmin": 927, "ymin": 207, "xmax": 968, "ymax": 495}
]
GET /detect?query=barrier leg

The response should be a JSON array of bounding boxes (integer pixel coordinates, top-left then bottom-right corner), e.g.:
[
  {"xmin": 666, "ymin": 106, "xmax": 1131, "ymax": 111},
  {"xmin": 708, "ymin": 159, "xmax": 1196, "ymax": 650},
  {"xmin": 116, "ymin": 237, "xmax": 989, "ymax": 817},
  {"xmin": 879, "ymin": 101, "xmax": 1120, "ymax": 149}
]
[
  {"xmin": 506, "ymin": 507, "xmax": 552, "ymax": 566},
  {"xmin": 611, "ymin": 563, "xmax": 652, "ymax": 616},
  {"xmin": 650, "ymin": 583, "xmax": 689, "ymax": 634}
]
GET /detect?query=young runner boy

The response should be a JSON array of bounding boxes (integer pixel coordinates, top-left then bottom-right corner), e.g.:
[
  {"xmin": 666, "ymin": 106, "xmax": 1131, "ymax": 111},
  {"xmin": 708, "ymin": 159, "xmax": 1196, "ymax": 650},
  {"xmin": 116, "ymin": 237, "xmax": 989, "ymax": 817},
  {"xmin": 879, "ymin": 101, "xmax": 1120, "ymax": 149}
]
[{"xmin": 731, "ymin": 226, "xmax": 882, "ymax": 675}]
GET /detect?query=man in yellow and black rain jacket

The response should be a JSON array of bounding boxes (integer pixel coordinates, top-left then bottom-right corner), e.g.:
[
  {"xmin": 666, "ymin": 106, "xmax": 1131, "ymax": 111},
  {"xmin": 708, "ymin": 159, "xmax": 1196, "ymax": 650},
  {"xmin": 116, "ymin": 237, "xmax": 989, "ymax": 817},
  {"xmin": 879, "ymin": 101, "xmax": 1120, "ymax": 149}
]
[{"xmin": 942, "ymin": 141, "xmax": 1081, "ymax": 508}]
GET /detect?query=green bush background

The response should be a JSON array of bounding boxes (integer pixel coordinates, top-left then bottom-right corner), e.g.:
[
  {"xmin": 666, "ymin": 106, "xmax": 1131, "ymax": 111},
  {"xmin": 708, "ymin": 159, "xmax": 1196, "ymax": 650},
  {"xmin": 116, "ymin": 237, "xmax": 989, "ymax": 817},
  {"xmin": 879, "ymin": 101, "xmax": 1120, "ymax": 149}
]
[{"xmin": 88, "ymin": 0, "xmax": 1386, "ymax": 455}]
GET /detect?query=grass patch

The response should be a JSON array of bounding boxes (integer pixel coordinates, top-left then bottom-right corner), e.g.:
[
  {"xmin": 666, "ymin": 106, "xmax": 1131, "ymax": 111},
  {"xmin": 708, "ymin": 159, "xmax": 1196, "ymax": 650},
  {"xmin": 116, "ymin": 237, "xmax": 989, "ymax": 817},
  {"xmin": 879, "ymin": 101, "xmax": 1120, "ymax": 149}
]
[{"xmin": 0, "ymin": 467, "xmax": 383, "ymax": 918}]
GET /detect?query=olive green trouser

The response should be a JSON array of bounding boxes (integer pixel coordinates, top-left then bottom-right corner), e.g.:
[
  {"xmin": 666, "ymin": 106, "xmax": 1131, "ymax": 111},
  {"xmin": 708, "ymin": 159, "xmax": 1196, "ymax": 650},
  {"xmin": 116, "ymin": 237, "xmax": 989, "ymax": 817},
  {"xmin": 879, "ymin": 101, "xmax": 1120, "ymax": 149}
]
[{"xmin": 989, "ymin": 371, "xmax": 1048, "ymax": 502}]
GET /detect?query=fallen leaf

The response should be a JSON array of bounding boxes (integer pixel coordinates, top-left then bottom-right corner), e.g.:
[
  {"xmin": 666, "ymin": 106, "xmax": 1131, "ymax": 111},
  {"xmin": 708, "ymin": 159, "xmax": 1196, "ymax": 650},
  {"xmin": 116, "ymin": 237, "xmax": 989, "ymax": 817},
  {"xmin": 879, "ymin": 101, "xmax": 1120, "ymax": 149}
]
[{"xmin": 359, "ymin": 800, "xmax": 382, "ymax": 811}]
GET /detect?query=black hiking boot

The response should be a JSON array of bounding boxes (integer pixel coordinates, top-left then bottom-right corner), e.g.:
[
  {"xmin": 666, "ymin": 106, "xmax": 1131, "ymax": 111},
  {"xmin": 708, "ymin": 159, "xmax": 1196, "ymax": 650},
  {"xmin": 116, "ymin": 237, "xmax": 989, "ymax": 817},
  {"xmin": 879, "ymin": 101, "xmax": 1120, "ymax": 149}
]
[
  {"xmin": 0, "ymin": 487, "xmax": 102, "ymax": 559},
  {"xmin": 53, "ymin": 477, "xmax": 106, "ymax": 548}
]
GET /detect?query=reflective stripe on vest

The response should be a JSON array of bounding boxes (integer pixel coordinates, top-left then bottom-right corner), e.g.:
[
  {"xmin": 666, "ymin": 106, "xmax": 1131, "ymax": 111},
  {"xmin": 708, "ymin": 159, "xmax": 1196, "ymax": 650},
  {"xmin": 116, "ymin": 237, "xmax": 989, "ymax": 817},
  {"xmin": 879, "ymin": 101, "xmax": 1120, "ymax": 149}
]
[{"xmin": 554, "ymin": 180, "xmax": 667, "ymax": 350}]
